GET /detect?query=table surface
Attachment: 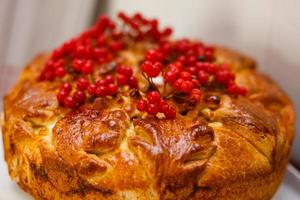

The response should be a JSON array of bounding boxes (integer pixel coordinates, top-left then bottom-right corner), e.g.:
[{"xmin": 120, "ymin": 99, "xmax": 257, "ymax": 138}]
[{"xmin": 0, "ymin": 133, "xmax": 299, "ymax": 200}]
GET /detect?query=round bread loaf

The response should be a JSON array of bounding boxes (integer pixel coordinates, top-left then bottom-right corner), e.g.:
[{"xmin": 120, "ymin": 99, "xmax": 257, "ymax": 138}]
[{"xmin": 2, "ymin": 13, "xmax": 295, "ymax": 200}]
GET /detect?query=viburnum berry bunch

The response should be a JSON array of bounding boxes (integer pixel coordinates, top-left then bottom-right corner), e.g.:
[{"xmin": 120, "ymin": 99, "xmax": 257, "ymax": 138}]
[
  {"xmin": 116, "ymin": 65, "xmax": 139, "ymax": 88},
  {"xmin": 39, "ymin": 12, "xmax": 247, "ymax": 120},
  {"xmin": 38, "ymin": 12, "xmax": 170, "ymax": 109},
  {"xmin": 140, "ymin": 39, "xmax": 247, "ymax": 106},
  {"xmin": 118, "ymin": 12, "xmax": 173, "ymax": 41},
  {"xmin": 137, "ymin": 91, "xmax": 176, "ymax": 119}
]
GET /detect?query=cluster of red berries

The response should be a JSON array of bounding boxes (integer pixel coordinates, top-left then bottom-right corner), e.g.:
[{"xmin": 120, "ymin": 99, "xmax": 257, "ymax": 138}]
[
  {"xmin": 56, "ymin": 68, "xmax": 140, "ymax": 108},
  {"xmin": 57, "ymin": 82, "xmax": 82, "ymax": 108},
  {"xmin": 118, "ymin": 12, "xmax": 172, "ymax": 41},
  {"xmin": 89, "ymin": 75, "xmax": 118, "ymax": 97},
  {"xmin": 39, "ymin": 15, "xmax": 119, "ymax": 81},
  {"xmin": 140, "ymin": 39, "xmax": 247, "ymax": 105},
  {"xmin": 141, "ymin": 50, "xmax": 164, "ymax": 77},
  {"xmin": 116, "ymin": 65, "xmax": 138, "ymax": 88},
  {"xmin": 165, "ymin": 62, "xmax": 247, "ymax": 97},
  {"xmin": 39, "ymin": 11, "xmax": 248, "ymax": 119},
  {"xmin": 39, "ymin": 12, "xmax": 170, "ymax": 109},
  {"xmin": 39, "ymin": 12, "xmax": 172, "ymax": 108},
  {"xmin": 56, "ymin": 76, "xmax": 118, "ymax": 108},
  {"xmin": 137, "ymin": 91, "xmax": 176, "ymax": 119}
]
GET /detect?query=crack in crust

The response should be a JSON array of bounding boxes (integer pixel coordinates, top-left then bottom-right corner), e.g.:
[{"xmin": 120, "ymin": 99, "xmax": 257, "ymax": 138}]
[
  {"xmin": 53, "ymin": 108, "xmax": 131, "ymax": 182},
  {"xmin": 129, "ymin": 118, "xmax": 217, "ymax": 199}
]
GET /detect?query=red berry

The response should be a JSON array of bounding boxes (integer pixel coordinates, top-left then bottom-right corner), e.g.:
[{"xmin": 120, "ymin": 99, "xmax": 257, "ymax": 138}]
[
  {"xmin": 109, "ymin": 40, "xmax": 124, "ymax": 51},
  {"xmin": 191, "ymin": 88, "xmax": 201, "ymax": 95},
  {"xmin": 148, "ymin": 62, "xmax": 162, "ymax": 77},
  {"xmin": 96, "ymin": 85, "xmax": 108, "ymax": 97},
  {"xmin": 179, "ymin": 71, "xmax": 192, "ymax": 81},
  {"xmin": 116, "ymin": 74, "xmax": 128, "ymax": 85},
  {"xmin": 191, "ymin": 79, "xmax": 200, "ymax": 88},
  {"xmin": 44, "ymin": 70, "xmax": 55, "ymax": 81},
  {"xmin": 55, "ymin": 67, "xmax": 66, "ymax": 77},
  {"xmin": 87, "ymin": 84, "xmax": 97, "ymax": 95},
  {"xmin": 179, "ymin": 80, "xmax": 193, "ymax": 93},
  {"xmin": 147, "ymin": 103, "xmax": 159, "ymax": 115},
  {"xmin": 215, "ymin": 69, "xmax": 235, "ymax": 85},
  {"xmin": 44, "ymin": 60, "xmax": 55, "ymax": 70},
  {"xmin": 141, "ymin": 61, "xmax": 152, "ymax": 74},
  {"xmin": 205, "ymin": 46, "xmax": 215, "ymax": 53},
  {"xmin": 198, "ymin": 71, "xmax": 209, "ymax": 85},
  {"xmin": 75, "ymin": 45, "xmax": 88, "ymax": 58},
  {"xmin": 128, "ymin": 76, "xmax": 138, "ymax": 88},
  {"xmin": 186, "ymin": 66, "xmax": 197, "ymax": 75},
  {"xmin": 38, "ymin": 72, "xmax": 45, "ymax": 81},
  {"xmin": 150, "ymin": 19, "xmax": 158, "ymax": 28},
  {"xmin": 51, "ymin": 48, "xmax": 64, "ymax": 60},
  {"xmin": 207, "ymin": 63, "xmax": 217, "ymax": 74},
  {"xmin": 159, "ymin": 100, "xmax": 169, "ymax": 113},
  {"xmin": 187, "ymin": 56, "xmax": 197, "ymax": 65},
  {"xmin": 137, "ymin": 99, "xmax": 148, "ymax": 111},
  {"xmin": 227, "ymin": 84, "xmax": 247, "ymax": 96},
  {"xmin": 164, "ymin": 70, "xmax": 178, "ymax": 83},
  {"xmin": 172, "ymin": 78, "xmax": 184, "ymax": 90},
  {"xmin": 108, "ymin": 20, "xmax": 116, "ymax": 30},
  {"xmin": 172, "ymin": 62, "xmax": 183, "ymax": 71},
  {"xmin": 61, "ymin": 39, "xmax": 76, "ymax": 51},
  {"xmin": 104, "ymin": 75, "xmax": 114, "ymax": 84},
  {"xmin": 204, "ymin": 49, "xmax": 214, "ymax": 61},
  {"xmin": 72, "ymin": 59, "xmax": 84, "ymax": 72},
  {"xmin": 81, "ymin": 60, "xmax": 94, "ymax": 74},
  {"xmin": 53, "ymin": 59, "xmax": 66, "ymax": 69},
  {"xmin": 186, "ymin": 49, "xmax": 196, "ymax": 57},
  {"xmin": 227, "ymin": 84, "xmax": 238, "ymax": 95},
  {"xmin": 57, "ymin": 90, "xmax": 68, "ymax": 104},
  {"xmin": 168, "ymin": 64, "xmax": 180, "ymax": 74},
  {"xmin": 129, "ymin": 20, "xmax": 139, "ymax": 29},
  {"xmin": 60, "ymin": 83, "xmax": 72, "ymax": 93},
  {"xmin": 73, "ymin": 90, "xmax": 86, "ymax": 104},
  {"xmin": 178, "ymin": 55, "xmax": 187, "ymax": 63},
  {"xmin": 133, "ymin": 12, "xmax": 142, "ymax": 20},
  {"xmin": 160, "ymin": 43, "xmax": 171, "ymax": 54},
  {"xmin": 107, "ymin": 83, "xmax": 118, "ymax": 95},
  {"xmin": 117, "ymin": 65, "xmax": 133, "ymax": 76},
  {"xmin": 64, "ymin": 96, "xmax": 76, "ymax": 108},
  {"xmin": 164, "ymin": 105, "xmax": 176, "ymax": 119},
  {"xmin": 195, "ymin": 62, "xmax": 208, "ymax": 71},
  {"xmin": 96, "ymin": 79, "xmax": 107, "ymax": 86},
  {"xmin": 77, "ymin": 77, "xmax": 89, "ymax": 90},
  {"xmin": 189, "ymin": 88, "xmax": 202, "ymax": 103},
  {"xmin": 142, "ymin": 61, "xmax": 162, "ymax": 77},
  {"xmin": 93, "ymin": 47, "xmax": 107, "ymax": 58},
  {"xmin": 239, "ymin": 87, "xmax": 248, "ymax": 96},
  {"xmin": 161, "ymin": 27, "xmax": 173, "ymax": 37},
  {"xmin": 177, "ymin": 39, "xmax": 190, "ymax": 52},
  {"xmin": 145, "ymin": 50, "xmax": 161, "ymax": 62},
  {"xmin": 147, "ymin": 91, "xmax": 161, "ymax": 103},
  {"xmin": 118, "ymin": 12, "xmax": 129, "ymax": 22},
  {"xmin": 97, "ymin": 15, "xmax": 110, "ymax": 30}
]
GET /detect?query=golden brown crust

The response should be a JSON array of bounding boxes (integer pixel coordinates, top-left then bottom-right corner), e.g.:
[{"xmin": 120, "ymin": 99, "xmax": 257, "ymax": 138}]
[{"xmin": 2, "ymin": 46, "xmax": 295, "ymax": 200}]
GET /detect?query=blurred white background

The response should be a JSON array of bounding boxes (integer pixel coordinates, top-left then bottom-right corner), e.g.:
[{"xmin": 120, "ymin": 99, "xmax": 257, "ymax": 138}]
[{"xmin": 0, "ymin": 0, "xmax": 299, "ymax": 166}]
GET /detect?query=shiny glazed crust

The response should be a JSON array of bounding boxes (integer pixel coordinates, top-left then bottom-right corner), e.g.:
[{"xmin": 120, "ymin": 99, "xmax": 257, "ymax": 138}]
[{"xmin": 2, "ymin": 46, "xmax": 295, "ymax": 200}]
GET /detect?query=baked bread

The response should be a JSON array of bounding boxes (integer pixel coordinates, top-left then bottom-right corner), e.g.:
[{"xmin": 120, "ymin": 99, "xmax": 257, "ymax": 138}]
[{"xmin": 2, "ymin": 13, "xmax": 295, "ymax": 200}]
